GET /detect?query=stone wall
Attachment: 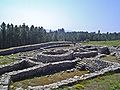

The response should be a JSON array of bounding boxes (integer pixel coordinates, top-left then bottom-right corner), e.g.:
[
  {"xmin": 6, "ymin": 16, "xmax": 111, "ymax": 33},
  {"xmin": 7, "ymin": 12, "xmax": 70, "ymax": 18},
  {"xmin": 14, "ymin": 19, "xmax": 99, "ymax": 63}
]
[
  {"xmin": 0, "ymin": 59, "xmax": 37, "ymax": 75},
  {"xmin": 76, "ymin": 58, "xmax": 113, "ymax": 72},
  {"xmin": 0, "ymin": 58, "xmax": 120, "ymax": 90},
  {"xmin": 109, "ymin": 47, "xmax": 120, "ymax": 59},
  {"xmin": 43, "ymin": 44, "xmax": 71, "ymax": 49},
  {"xmin": 0, "ymin": 41, "xmax": 72, "ymax": 55},
  {"xmin": 28, "ymin": 59, "xmax": 120, "ymax": 90},
  {"xmin": 8, "ymin": 59, "xmax": 78, "ymax": 82},
  {"xmin": 0, "ymin": 59, "xmax": 78, "ymax": 90},
  {"xmin": 98, "ymin": 47, "xmax": 110, "ymax": 55},
  {"xmin": 74, "ymin": 51, "xmax": 98, "ymax": 58},
  {"xmin": 37, "ymin": 50, "xmax": 74, "ymax": 63},
  {"xmin": 0, "ymin": 74, "xmax": 11, "ymax": 90}
]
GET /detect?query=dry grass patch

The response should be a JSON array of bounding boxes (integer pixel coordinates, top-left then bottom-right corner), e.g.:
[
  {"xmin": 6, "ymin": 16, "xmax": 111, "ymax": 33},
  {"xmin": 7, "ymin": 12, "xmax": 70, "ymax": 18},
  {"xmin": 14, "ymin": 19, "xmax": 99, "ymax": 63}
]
[{"xmin": 101, "ymin": 55, "xmax": 120, "ymax": 63}]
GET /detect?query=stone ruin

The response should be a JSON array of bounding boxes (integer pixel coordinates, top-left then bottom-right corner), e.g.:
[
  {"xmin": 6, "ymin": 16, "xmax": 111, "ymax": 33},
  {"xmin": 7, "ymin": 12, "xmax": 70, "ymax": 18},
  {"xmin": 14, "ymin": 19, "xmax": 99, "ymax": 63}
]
[
  {"xmin": 0, "ymin": 41, "xmax": 120, "ymax": 90},
  {"xmin": 37, "ymin": 49, "xmax": 74, "ymax": 63}
]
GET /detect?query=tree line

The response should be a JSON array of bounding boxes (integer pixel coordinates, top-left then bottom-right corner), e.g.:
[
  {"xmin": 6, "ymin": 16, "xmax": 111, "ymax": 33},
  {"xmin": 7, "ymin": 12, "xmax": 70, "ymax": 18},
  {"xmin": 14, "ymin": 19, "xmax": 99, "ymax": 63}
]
[{"xmin": 0, "ymin": 22, "xmax": 120, "ymax": 49}]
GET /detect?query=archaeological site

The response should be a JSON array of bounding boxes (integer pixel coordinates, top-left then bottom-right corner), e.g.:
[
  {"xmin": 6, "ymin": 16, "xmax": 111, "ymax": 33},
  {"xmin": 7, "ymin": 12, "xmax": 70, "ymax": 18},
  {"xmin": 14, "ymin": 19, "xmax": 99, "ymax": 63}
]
[{"xmin": 0, "ymin": 41, "xmax": 120, "ymax": 90}]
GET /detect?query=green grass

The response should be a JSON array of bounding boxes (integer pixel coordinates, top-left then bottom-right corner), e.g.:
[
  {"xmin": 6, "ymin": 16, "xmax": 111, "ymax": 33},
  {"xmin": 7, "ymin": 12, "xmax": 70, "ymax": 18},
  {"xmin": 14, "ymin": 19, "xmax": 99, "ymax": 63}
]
[
  {"xmin": 10, "ymin": 70, "xmax": 87, "ymax": 90},
  {"xmin": 54, "ymin": 72, "xmax": 120, "ymax": 90},
  {"xmin": 0, "ymin": 54, "xmax": 17, "ymax": 65},
  {"xmin": 82, "ymin": 40, "xmax": 120, "ymax": 46},
  {"xmin": 101, "ymin": 55, "xmax": 120, "ymax": 63}
]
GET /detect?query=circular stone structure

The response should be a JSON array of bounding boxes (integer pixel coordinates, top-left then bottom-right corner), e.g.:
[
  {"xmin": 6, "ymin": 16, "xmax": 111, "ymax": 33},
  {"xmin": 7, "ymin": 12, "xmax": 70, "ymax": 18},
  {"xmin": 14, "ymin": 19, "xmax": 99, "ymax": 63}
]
[{"xmin": 37, "ymin": 49, "xmax": 74, "ymax": 63}]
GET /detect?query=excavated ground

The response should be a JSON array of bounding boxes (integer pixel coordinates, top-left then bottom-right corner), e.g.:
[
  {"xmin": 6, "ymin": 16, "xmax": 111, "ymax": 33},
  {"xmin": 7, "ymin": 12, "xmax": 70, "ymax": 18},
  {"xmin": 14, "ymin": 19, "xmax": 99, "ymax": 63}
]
[{"xmin": 0, "ymin": 42, "xmax": 120, "ymax": 90}]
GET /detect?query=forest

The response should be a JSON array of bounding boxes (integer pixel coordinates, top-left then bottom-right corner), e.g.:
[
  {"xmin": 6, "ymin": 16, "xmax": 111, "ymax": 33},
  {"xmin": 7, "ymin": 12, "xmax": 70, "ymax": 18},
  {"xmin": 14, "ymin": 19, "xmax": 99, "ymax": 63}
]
[{"xmin": 0, "ymin": 22, "xmax": 120, "ymax": 49}]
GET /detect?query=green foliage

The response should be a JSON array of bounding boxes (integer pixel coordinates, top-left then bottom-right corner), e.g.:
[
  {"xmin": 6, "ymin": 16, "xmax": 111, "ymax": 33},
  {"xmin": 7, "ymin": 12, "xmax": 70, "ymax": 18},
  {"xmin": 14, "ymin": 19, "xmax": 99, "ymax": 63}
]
[
  {"xmin": 0, "ymin": 22, "xmax": 120, "ymax": 49},
  {"xmin": 74, "ymin": 84, "xmax": 84, "ymax": 89}
]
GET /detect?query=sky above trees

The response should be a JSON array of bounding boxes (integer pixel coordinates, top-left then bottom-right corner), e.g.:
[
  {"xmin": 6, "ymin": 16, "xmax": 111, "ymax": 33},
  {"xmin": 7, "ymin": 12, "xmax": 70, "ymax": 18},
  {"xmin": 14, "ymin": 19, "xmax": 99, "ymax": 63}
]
[{"xmin": 0, "ymin": 0, "xmax": 120, "ymax": 33}]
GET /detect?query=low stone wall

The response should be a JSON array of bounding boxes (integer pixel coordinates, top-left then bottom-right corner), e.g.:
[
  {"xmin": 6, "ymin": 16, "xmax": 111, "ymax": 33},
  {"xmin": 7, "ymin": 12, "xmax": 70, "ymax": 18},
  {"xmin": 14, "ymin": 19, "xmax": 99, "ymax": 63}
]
[
  {"xmin": 109, "ymin": 46, "xmax": 120, "ymax": 53},
  {"xmin": 8, "ymin": 59, "xmax": 77, "ymax": 82},
  {"xmin": 0, "ymin": 59, "xmax": 78, "ymax": 90},
  {"xmin": 98, "ymin": 47, "xmax": 110, "ymax": 55},
  {"xmin": 76, "ymin": 58, "xmax": 113, "ymax": 72},
  {"xmin": 43, "ymin": 49, "xmax": 68, "ymax": 55},
  {"xmin": 43, "ymin": 44, "xmax": 71, "ymax": 49},
  {"xmin": 79, "ymin": 45, "xmax": 92, "ymax": 49},
  {"xmin": 0, "ymin": 59, "xmax": 37, "ymax": 75},
  {"xmin": 1, "ymin": 58, "xmax": 120, "ymax": 90},
  {"xmin": 86, "ymin": 47, "xmax": 98, "ymax": 51},
  {"xmin": 0, "ymin": 74, "xmax": 11, "ymax": 90},
  {"xmin": 37, "ymin": 50, "xmax": 74, "ymax": 63},
  {"xmin": 0, "ymin": 41, "xmax": 72, "ymax": 55},
  {"xmin": 72, "ymin": 47, "xmax": 89, "ymax": 52},
  {"xmin": 28, "ymin": 60, "xmax": 120, "ymax": 90},
  {"xmin": 109, "ymin": 47, "xmax": 120, "ymax": 59},
  {"xmin": 74, "ymin": 51, "xmax": 98, "ymax": 58}
]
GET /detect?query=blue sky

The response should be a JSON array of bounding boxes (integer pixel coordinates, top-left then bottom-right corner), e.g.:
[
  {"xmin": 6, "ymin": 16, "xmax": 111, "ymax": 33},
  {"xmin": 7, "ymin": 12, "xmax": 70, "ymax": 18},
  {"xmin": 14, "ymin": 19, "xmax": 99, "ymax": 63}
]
[{"xmin": 0, "ymin": 0, "xmax": 120, "ymax": 32}]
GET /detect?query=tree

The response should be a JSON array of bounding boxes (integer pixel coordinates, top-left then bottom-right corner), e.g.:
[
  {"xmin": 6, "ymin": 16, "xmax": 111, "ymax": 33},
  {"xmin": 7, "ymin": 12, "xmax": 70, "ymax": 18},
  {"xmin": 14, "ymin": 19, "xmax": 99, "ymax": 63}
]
[
  {"xmin": 1, "ymin": 22, "xmax": 6, "ymax": 48},
  {"xmin": 0, "ymin": 22, "xmax": 120, "ymax": 49}
]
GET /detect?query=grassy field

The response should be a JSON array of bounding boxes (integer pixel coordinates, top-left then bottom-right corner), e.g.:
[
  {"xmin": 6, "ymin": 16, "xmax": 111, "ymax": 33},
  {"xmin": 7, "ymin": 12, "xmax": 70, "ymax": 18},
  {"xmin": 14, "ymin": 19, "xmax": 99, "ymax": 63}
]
[
  {"xmin": 0, "ymin": 54, "xmax": 17, "ymax": 65},
  {"xmin": 10, "ymin": 70, "xmax": 87, "ymax": 90},
  {"xmin": 54, "ymin": 72, "xmax": 120, "ymax": 90},
  {"xmin": 101, "ymin": 55, "xmax": 120, "ymax": 63},
  {"xmin": 82, "ymin": 40, "xmax": 120, "ymax": 46}
]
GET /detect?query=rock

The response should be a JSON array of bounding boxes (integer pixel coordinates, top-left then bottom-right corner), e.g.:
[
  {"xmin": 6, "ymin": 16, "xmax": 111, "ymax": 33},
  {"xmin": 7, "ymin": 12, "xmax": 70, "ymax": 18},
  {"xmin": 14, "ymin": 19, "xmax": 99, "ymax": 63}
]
[
  {"xmin": 98, "ymin": 47, "xmax": 110, "ymax": 55},
  {"xmin": 95, "ymin": 54, "xmax": 106, "ymax": 58},
  {"xmin": 0, "ymin": 85, "xmax": 9, "ymax": 90},
  {"xmin": 110, "ymin": 52, "xmax": 116, "ymax": 56},
  {"xmin": 116, "ymin": 51, "xmax": 120, "ymax": 59},
  {"xmin": 74, "ymin": 51, "xmax": 98, "ymax": 58},
  {"xmin": 66, "ymin": 70, "xmax": 71, "ymax": 73},
  {"xmin": 16, "ymin": 87, "xmax": 24, "ymax": 90},
  {"xmin": 0, "ymin": 74, "xmax": 11, "ymax": 85},
  {"xmin": 86, "ymin": 47, "xmax": 98, "ymax": 51}
]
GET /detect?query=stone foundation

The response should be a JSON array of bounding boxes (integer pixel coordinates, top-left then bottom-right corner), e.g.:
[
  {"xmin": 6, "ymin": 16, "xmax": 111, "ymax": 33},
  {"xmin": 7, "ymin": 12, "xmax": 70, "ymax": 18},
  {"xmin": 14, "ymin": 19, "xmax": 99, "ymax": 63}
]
[
  {"xmin": 76, "ymin": 58, "xmax": 113, "ymax": 72},
  {"xmin": 37, "ymin": 50, "xmax": 74, "ymax": 63},
  {"xmin": 0, "ymin": 59, "xmax": 37, "ymax": 75},
  {"xmin": 0, "ymin": 42, "xmax": 120, "ymax": 90},
  {"xmin": 0, "ymin": 41, "xmax": 72, "ymax": 55},
  {"xmin": 0, "ymin": 59, "xmax": 78, "ymax": 90},
  {"xmin": 7, "ymin": 59, "xmax": 77, "ymax": 82},
  {"xmin": 28, "ymin": 59, "xmax": 120, "ymax": 90},
  {"xmin": 98, "ymin": 47, "xmax": 110, "ymax": 55},
  {"xmin": 74, "ymin": 51, "xmax": 98, "ymax": 58}
]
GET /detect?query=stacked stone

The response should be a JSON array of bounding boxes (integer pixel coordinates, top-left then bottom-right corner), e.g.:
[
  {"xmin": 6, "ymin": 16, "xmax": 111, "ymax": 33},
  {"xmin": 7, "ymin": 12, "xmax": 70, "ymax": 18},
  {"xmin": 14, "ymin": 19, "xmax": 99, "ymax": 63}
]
[
  {"xmin": 37, "ymin": 50, "xmax": 74, "ymax": 63},
  {"xmin": 43, "ymin": 49, "xmax": 68, "ymax": 55},
  {"xmin": 0, "ymin": 41, "xmax": 72, "ymax": 55},
  {"xmin": 0, "ymin": 74, "xmax": 11, "ymax": 90},
  {"xmin": 43, "ymin": 44, "xmax": 71, "ymax": 49},
  {"xmin": 0, "ymin": 59, "xmax": 37, "ymax": 75},
  {"xmin": 74, "ymin": 51, "xmax": 98, "ymax": 58},
  {"xmin": 109, "ymin": 46, "xmax": 120, "ymax": 59},
  {"xmin": 28, "ymin": 59, "xmax": 120, "ymax": 90},
  {"xmin": 98, "ymin": 47, "xmax": 110, "ymax": 55},
  {"xmin": 5, "ymin": 59, "xmax": 78, "ymax": 82},
  {"xmin": 76, "ymin": 58, "xmax": 113, "ymax": 72}
]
